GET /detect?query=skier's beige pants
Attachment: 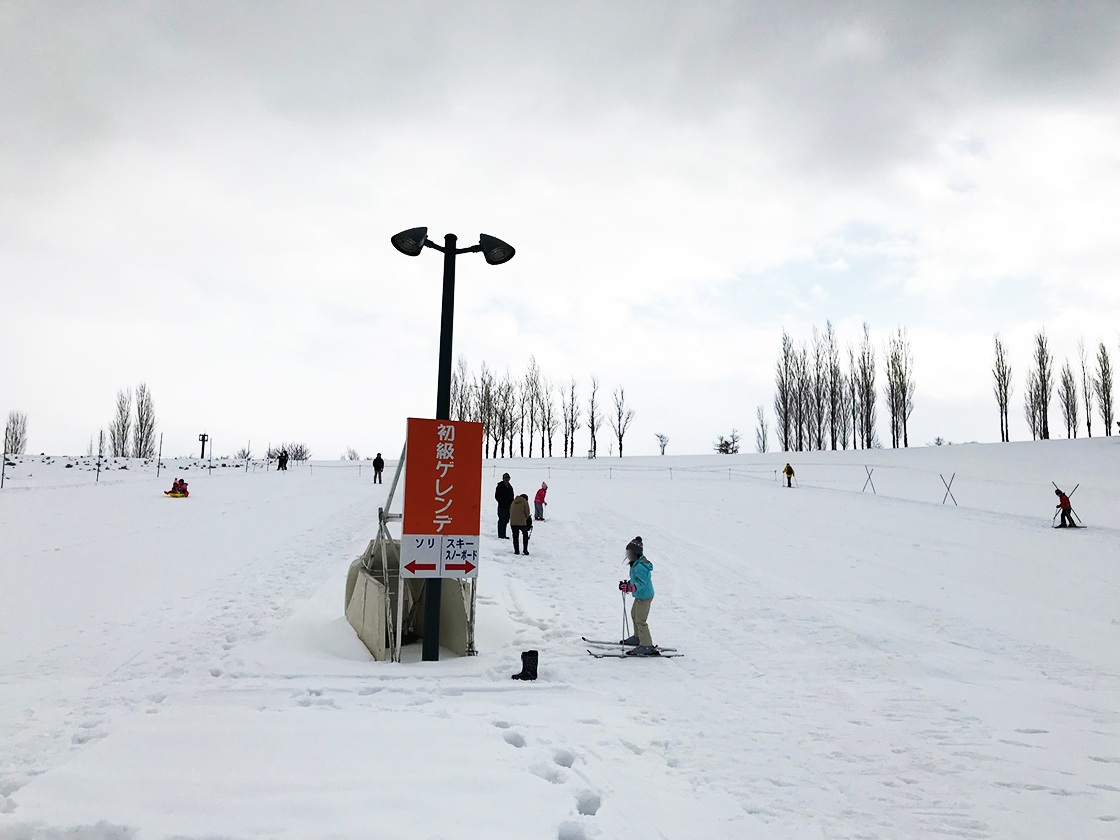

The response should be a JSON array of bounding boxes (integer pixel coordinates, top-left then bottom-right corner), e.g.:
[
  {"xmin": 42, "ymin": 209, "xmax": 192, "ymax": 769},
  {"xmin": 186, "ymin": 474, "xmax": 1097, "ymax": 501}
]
[{"xmin": 631, "ymin": 596, "xmax": 653, "ymax": 647}]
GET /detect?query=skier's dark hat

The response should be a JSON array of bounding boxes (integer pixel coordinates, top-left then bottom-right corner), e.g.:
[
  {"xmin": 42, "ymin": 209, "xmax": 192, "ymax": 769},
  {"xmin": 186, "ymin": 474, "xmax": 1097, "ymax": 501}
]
[{"xmin": 625, "ymin": 536, "xmax": 644, "ymax": 557}]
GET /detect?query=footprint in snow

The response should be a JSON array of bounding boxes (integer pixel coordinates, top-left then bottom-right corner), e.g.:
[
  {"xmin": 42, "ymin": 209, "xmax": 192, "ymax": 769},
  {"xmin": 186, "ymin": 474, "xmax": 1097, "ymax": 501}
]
[{"xmin": 553, "ymin": 749, "xmax": 576, "ymax": 768}]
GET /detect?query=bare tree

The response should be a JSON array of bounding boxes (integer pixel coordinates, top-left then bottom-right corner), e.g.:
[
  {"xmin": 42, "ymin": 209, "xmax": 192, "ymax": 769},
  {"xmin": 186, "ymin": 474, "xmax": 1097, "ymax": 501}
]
[
  {"xmin": 836, "ymin": 372, "xmax": 852, "ymax": 449},
  {"xmin": 497, "ymin": 371, "xmax": 516, "ymax": 458},
  {"xmin": 714, "ymin": 429, "xmax": 741, "ymax": 454},
  {"xmin": 793, "ymin": 342, "xmax": 809, "ymax": 451},
  {"xmin": 1029, "ymin": 329, "xmax": 1054, "ymax": 440},
  {"xmin": 345, "ymin": 447, "xmax": 360, "ymax": 460},
  {"xmin": 883, "ymin": 328, "xmax": 916, "ymax": 448},
  {"xmin": 992, "ymin": 334, "xmax": 1013, "ymax": 442},
  {"xmin": 287, "ymin": 442, "xmax": 311, "ymax": 461},
  {"xmin": 847, "ymin": 343, "xmax": 861, "ymax": 449},
  {"xmin": 586, "ymin": 376, "xmax": 603, "ymax": 457},
  {"xmin": 1058, "ymin": 360, "xmax": 1079, "ymax": 438},
  {"xmin": 755, "ymin": 405, "xmax": 769, "ymax": 453},
  {"xmin": 524, "ymin": 357, "xmax": 541, "ymax": 457},
  {"xmin": 236, "ymin": 445, "xmax": 252, "ymax": 459},
  {"xmin": 109, "ymin": 388, "xmax": 132, "ymax": 457},
  {"xmin": 825, "ymin": 321, "xmax": 842, "ymax": 449},
  {"xmin": 809, "ymin": 327, "xmax": 827, "ymax": 450},
  {"xmin": 539, "ymin": 377, "xmax": 560, "ymax": 457},
  {"xmin": 1079, "ymin": 339, "xmax": 1094, "ymax": 438},
  {"xmin": 1023, "ymin": 368, "xmax": 1042, "ymax": 440},
  {"xmin": 1095, "ymin": 340, "xmax": 1114, "ymax": 436},
  {"xmin": 856, "ymin": 324, "xmax": 877, "ymax": 448},
  {"xmin": 4, "ymin": 410, "xmax": 28, "ymax": 455},
  {"xmin": 564, "ymin": 377, "xmax": 581, "ymax": 457},
  {"xmin": 609, "ymin": 386, "xmax": 635, "ymax": 457},
  {"xmin": 452, "ymin": 356, "xmax": 474, "ymax": 422},
  {"xmin": 478, "ymin": 363, "xmax": 495, "ymax": 457},
  {"xmin": 774, "ymin": 330, "xmax": 795, "ymax": 451},
  {"xmin": 132, "ymin": 383, "xmax": 157, "ymax": 459},
  {"xmin": 654, "ymin": 433, "xmax": 669, "ymax": 455}
]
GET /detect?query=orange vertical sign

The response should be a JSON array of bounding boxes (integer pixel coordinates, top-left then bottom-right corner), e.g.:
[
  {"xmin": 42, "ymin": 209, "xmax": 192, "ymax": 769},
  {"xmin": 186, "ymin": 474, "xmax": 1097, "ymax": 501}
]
[{"xmin": 401, "ymin": 417, "xmax": 483, "ymax": 578}]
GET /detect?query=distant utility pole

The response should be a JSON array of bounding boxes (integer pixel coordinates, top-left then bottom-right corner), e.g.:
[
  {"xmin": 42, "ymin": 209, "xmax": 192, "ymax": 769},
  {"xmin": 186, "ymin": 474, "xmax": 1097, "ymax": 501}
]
[{"xmin": 199, "ymin": 432, "xmax": 209, "ymax": 459}]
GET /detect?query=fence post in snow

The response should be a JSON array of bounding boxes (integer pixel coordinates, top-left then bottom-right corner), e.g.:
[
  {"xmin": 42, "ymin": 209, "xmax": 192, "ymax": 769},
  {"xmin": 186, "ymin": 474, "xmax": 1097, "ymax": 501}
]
[
  {"xmin": 862, "ymin": 466, "xmax": 876, "ymax": 494},
  {"xmin": 940, "ymin": 473, "xmax": 957, "ymax": 506}
]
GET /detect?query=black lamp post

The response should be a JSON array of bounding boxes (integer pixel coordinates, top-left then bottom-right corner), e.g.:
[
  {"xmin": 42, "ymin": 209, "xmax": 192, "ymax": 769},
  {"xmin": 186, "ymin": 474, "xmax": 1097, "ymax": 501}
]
[{"xmin": 391, "ymin": 226, "xmax": 515, "ymax": 662}]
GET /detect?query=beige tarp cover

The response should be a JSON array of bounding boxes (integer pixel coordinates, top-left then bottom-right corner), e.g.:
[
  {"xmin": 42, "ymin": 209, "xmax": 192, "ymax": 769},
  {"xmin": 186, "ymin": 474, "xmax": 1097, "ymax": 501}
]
[{"xmin": 344, "ymin": 536, "xmax": 472, "ymax": 661}]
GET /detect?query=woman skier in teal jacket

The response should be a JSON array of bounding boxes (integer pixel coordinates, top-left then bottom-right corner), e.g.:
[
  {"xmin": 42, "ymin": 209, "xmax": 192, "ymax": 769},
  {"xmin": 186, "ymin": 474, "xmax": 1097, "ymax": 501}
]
[{"xmin": 621, "ymin": 536, "xmax": 658, "ymax": 656}]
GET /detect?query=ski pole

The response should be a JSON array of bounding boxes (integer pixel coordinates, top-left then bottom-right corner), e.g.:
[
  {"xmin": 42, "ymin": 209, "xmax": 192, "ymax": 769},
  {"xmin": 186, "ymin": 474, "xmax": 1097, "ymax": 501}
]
[{"xmin": 622, "ymin": 590, "xmax": 630, "ymax": 641}]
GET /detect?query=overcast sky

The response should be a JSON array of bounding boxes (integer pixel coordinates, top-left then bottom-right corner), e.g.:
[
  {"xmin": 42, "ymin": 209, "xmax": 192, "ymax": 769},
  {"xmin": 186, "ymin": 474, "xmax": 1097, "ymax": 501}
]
[{"xmin": 3, "ymin": 1, "xmax": 1119, "ymax": 458}]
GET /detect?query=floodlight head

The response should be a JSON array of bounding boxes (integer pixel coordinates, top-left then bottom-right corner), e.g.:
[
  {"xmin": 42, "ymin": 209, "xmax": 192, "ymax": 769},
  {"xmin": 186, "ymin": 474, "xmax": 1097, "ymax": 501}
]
[
  {"xmin": 479, "ymin": 233, "xmax": 515, "ymax": 265},
  {"xmin": 391, "ymin": 227, "xmax": 428, "ymax": 256}
]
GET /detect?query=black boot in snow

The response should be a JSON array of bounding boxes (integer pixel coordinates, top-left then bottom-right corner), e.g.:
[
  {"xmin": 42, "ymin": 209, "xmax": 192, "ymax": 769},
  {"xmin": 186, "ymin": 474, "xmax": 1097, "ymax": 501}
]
[
  {"xmin": 511, "ymin": 649, "xmax": 538, "ymax": 681},
  {"xmin": 620, "ymin": 635, "xmax": 640, "ymax": 646}
]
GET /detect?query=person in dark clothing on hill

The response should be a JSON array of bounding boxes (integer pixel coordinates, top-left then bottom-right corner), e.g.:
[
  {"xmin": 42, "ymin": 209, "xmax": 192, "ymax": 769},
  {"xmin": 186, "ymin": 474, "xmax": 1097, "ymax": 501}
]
[
  {"xmin": 1055, "ymin": 488, "xmax": 1075, "ymax": 528},
  {"xmin": 278, "ymin": 450, "xmax": 289, "ymax": 471},
  {"xmin": 372, "ymin": 452, "xmax": 384, "ymax": 484},
  {"xmin": 495, "ymin": 473, "xmax": 514, "ymax": 539}
]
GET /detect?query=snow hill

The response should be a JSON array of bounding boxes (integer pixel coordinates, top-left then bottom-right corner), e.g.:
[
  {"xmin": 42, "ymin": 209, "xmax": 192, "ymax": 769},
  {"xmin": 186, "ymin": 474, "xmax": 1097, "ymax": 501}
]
[{"xmin": 0, "ymin": 441, "xmax": 1117, "ymax": 840}]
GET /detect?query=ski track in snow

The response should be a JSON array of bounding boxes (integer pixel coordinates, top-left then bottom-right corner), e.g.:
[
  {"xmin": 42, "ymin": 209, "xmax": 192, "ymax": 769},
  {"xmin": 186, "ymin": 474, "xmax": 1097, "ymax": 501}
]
[{"xmin": 0, "ymin": 443, "xmax": 1118, "ymax": 839}]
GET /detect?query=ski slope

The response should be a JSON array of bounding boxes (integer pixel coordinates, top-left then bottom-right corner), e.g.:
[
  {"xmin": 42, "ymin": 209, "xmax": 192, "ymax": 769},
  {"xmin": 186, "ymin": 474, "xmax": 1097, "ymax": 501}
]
[{"xmin": 0, "ymin": 441, "xmax": 1117, "ymax": 839}]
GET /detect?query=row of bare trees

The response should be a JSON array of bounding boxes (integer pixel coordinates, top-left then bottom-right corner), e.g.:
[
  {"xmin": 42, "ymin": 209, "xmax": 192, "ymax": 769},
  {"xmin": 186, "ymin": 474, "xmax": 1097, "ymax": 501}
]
[
  {"xmin": 772, "ymin": 322, "xmax": 914, "ymax": 452},
  {"xmin": 4, "ymin": 410, "xmax": 28, "ymax": 455},
  {"xmin": 995, "ymin": 331, "xmax": 1115, "ymax": 440},
  {"xmin": 451, "ymin": 357, "xmax": 636, "ymax": 457},
  {"xmin": 107, "ymin": 384, "xmax": 158, "ymax": 458},
  {"xmin": 266, "ymin": 442, "xmax": 311, "ymax": 461}
]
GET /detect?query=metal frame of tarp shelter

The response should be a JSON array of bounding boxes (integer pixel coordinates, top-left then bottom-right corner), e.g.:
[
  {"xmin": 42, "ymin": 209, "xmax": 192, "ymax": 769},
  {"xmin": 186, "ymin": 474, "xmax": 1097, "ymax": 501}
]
[{"xmin": 374, "ymin": 443, "xmax": 478, "ymax": 663}]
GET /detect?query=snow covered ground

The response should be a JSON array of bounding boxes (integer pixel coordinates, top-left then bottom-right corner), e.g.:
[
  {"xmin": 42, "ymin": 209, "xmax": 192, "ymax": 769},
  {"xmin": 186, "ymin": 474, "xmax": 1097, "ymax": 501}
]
[{"xmin": 1, "ymin": 441, "xmax": 1118, "ymax": 839}]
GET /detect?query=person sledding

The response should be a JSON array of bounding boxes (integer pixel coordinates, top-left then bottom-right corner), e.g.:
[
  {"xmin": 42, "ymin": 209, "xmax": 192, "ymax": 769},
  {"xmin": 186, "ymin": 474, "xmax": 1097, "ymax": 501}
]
[
  {"xmin": 620, "ymin": 536, "xmax": 659, "ymax": 656},
  {"xmin": 1054, "ymin": 488, "xmax": 1075, "ymax": 528},
  {"xmin": 165, "ymin": 478, "xmax": 189, "ymax": 498}
]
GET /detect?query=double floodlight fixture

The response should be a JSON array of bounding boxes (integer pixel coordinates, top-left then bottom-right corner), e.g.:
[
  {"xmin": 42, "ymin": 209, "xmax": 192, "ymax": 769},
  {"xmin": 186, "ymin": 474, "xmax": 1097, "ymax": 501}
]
[{"xmin": 390, "ymin": 227, "xmax": 516, "ymax": 265}]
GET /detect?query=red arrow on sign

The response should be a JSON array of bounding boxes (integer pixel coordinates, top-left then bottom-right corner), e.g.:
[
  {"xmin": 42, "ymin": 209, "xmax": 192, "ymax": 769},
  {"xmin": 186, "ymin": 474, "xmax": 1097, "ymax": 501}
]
[
  {"xmin": 444, "ymin": 560, "xmax": 477, "ymax": 574},
  {"xmin": 405, "ymin": 561, "xmax": 438, "ymax": 574}
]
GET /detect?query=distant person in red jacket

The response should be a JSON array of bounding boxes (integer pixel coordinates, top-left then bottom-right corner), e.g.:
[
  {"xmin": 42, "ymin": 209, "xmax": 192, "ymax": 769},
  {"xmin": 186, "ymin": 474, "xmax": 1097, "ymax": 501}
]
[
  {"xmin": 1055, "ymin": 488, "xmax": 1074, "ymax": 528},
  {"xmin": 533, "ymin": 483, "xmax": 548, "ymax": 521}
]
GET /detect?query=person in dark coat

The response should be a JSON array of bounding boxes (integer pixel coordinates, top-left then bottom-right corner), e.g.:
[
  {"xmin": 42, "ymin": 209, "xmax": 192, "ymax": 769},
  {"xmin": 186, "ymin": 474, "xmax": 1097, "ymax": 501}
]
[
  {"xmin": 372, "ymin": 452, "xmax": 385, "ymax": 484},
  {"xmin": 495, "ymin": 473, "xmax": 514, "ymax": 539},
  {"xmin": 278, "ymin": 450, "xmax": 289, "ymax": 471}
]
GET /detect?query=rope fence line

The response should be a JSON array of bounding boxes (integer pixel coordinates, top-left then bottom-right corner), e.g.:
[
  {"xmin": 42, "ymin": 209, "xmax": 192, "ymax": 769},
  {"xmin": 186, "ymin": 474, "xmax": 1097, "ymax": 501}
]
[{"xmin": 481, "ymin": 458, "xmax": 1013, "ymax": 509}]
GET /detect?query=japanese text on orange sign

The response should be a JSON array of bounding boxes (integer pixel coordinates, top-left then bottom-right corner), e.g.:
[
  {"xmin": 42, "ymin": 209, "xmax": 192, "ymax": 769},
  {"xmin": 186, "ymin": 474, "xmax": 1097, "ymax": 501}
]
[{"xmin": 401, "ymin": 418, "xmax": 483, "ymax": 578}]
